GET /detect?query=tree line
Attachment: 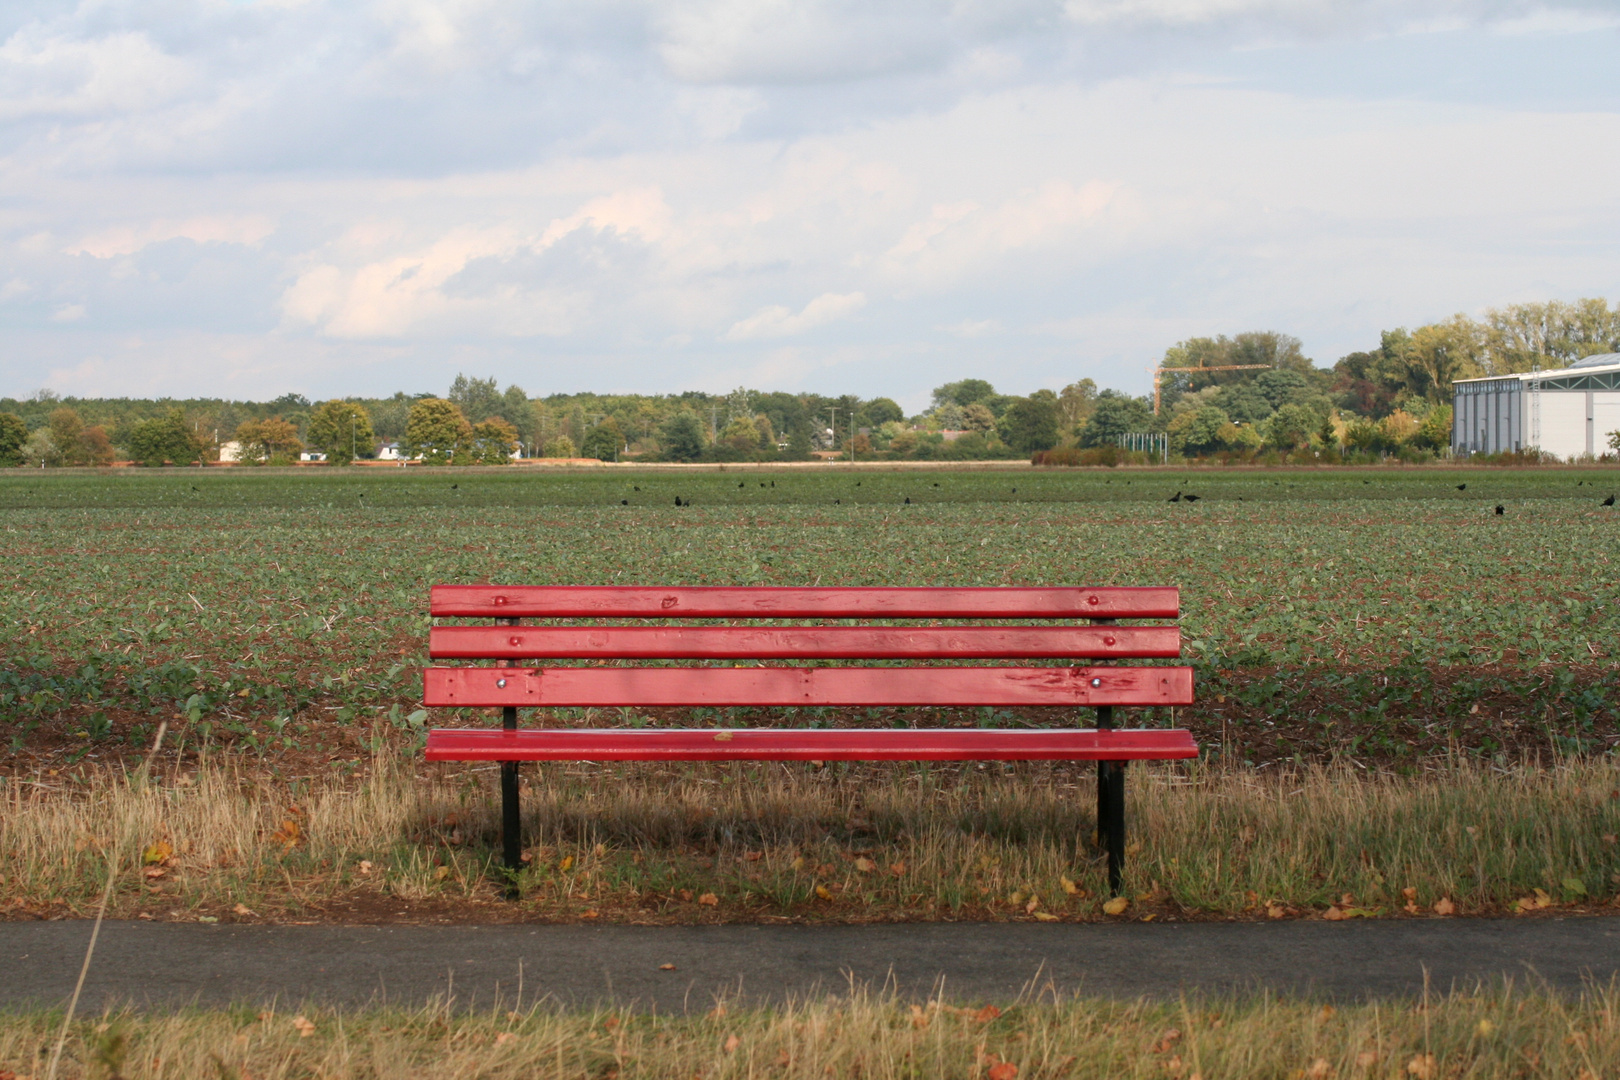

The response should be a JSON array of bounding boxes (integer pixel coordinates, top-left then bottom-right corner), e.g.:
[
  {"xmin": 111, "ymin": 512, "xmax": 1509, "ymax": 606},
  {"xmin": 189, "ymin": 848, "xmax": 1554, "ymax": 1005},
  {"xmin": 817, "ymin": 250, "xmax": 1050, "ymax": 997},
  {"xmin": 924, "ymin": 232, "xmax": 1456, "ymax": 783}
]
[{"xmin": 2, "ymin": 297, "xmax": 1614, "ymax": 467}]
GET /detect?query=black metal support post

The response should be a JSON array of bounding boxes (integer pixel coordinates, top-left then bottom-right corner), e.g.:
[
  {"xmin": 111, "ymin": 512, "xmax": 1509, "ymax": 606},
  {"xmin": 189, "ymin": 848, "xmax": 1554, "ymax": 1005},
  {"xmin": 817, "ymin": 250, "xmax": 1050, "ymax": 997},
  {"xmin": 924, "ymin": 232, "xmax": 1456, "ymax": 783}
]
[
  {"xmin": 1094, "ymin": 702, "xmax": 1125, "ymax": 894},
  {"xmin": 497, "ymin": 615, "xmax": 523, "ymax": 899}
]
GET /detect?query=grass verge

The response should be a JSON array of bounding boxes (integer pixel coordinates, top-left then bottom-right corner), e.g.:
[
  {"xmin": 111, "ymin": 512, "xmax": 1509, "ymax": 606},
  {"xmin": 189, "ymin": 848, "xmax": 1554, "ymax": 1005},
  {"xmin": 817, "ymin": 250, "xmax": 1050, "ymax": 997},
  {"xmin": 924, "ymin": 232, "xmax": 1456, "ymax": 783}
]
[
  {"xmin": 5, "ymin": 982, "xmax": 1620, "ymax": 1079},
  {"xmin": 3, "ymin": 755, "xmax": 1616, "ymax": 922}
]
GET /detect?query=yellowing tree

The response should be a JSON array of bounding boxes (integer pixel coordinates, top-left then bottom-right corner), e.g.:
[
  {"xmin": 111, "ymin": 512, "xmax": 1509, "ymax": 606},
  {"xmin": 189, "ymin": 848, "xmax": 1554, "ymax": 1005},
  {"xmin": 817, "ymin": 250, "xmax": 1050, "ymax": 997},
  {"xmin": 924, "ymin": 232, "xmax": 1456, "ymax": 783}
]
[
  {"xmin": 235, "ymin": 417, "xmax": 303, "ymax": 464},
  {"xmin": 467, "ymin": 418, "xmax": 518, "ymax": 464}
]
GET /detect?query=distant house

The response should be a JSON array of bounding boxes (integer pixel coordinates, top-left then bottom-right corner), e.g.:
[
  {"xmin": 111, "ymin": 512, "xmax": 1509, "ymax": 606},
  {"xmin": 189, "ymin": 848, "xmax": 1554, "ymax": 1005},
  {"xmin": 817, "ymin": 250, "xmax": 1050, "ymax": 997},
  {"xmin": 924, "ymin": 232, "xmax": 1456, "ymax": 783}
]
[
  {"xmin": 377, "ymin": 442, "xmax": 406, "ymax": 461},
  {"xmin": 299, "ymin": 451, "xmax": 327, "ymax": 462},
  {"xmin": 218, "ymin": 440, "xmax": 244, "ymax": 462}
]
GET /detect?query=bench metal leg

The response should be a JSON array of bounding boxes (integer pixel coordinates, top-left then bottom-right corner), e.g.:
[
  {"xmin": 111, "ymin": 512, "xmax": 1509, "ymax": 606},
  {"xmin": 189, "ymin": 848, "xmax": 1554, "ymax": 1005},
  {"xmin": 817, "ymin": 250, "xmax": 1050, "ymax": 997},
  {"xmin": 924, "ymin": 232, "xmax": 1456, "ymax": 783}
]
[
  {"xmin": 1094, "ymin": 701, "xmax": 1125, "ymax": 895},
  {"xmin": 500, "ymin": 705, "xmax": 521, "ymax": 898},
  {"xmin": 1098, "ymin": 760, "xmax": 1126, "ymax": 895}
]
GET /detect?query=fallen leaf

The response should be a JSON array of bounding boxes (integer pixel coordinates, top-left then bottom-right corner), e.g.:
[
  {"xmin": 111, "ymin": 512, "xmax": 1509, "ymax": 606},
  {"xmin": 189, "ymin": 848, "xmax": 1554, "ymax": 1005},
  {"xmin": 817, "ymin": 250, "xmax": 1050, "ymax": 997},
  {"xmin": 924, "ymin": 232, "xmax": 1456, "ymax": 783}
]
[
  {"xmin": 723, "ymin": 1034, "xmax": 741, "ymax": 1053},
  {"xmin": 495, "ymin": 1032, "xmax": 517, "ymax": 1046},
  {"xmin": 1355, "ymin": 1051, "xmax": 1378, "ymax": 1069},
  {"xmin": 1033, "ymin": 912, "xmax": 1060, "ymax": 922},
  {"xmin": 909, "ymin": 1004, "xmax": 930, "ymax": 1029},
  {"xmin": 1060, "ymin": 876, "xmax": 1080, "ymax": 896},
  {"xmin": 271, "ymin": 819, "xmax": 301, "ymax": 851},
  {"xmin": 708, "ymin": 1003, "xmax": 727, "ymax": 1018},
  {"xmin": 1305, "ymin": 1056, "xmax": 1333, "ymax": 1079},
  {"xmin": 594, "ymin": 843, "xmax": 607, "ymax": 856},
  {"xmin": 1406, "ymin": 1053, "xmax": 1436, "ymax": 1079},
  {"xmin": 1125, "ymin": 841, "xmax": 1142, "ymax": 856},
  {"xmin": 558, "ymin": 856, "xmax": 574, "ymax": 872},
  {"xmin": 814, "ymin": 885, "xmax": 834, "ymax": 900},
  {"xmin": 1401, "ymin": 887, "xmax": 1417, "ymax": 900},
  {"xmin": 987, "ymin": 1061, "xmax": 1018, "ymax": 1080},
  {"xmin": 291, "ymin": 1015, "xmax": 315, "ymax": 1038},
  {"xmin": 357, "ymin": 860, "xmax": 373, "ymax": 875},
  {"xmin": 698, "ymin": 893, "xmax": 719, "ymax": 906},
  {"xmin": 142, "ymin": 841, "xmax": 173, "ymax": 866},
  {"xmin": 1433, "ymin": 897, "xmax": 1456, "ymax": 916},
  {"xmin": 890, "ymin": 861, "xmax": 907, "ymax": 875},
  {"xmin": 1323, "ymin": 906, "xmax": 1348, "ymax": 921},
  {"xmin": 790, "ymin": 856, "xmax": 806, "ymax": 871},
  {"xmin": 973, "ymin": 1005, "xmax": 1002, "ymax": 1023},
  {"xmin": 1476, "ymin": 1019, "xmax": 1495, "ymax": 1037},
  {"xmin": 1151, "ymin": 1028, "xmax": 1182, "ymax": 1053},
  {"xmin": 1025, "ymin": 895, "xmax": 1041, "ymax": 914},
  {"xmin": 774, "ymin": 1049, "xmax": 792, "ymax": 1066},
  {"xmin": 582, "ymin": 909, "xmax": 599, "ymax": 919},
  {"xmin": 659, "ymin": 963, "xmax": 676, "ymax": 971},
  {"xmin": 197, "ymin": 915, "xmax": 219, "ymax": 923},
  {"xmin": 853, "ymin": 856, "xmax": 876, "ymax": 873},
  {"xmin": 232, "ymin": 903, "xmax": 256, "ymax": 917},
  {"xmin": 1102, "ymin": 896, "xmax": 1129, "ymax": 916},
  {"xmin": 744, "ymin": 851, "xmax": 763, "ymax": 862},
  {"xmin": 1319, "ymin": 1005, "xmax": 1335, "ymax": 1021},
  {"xmin": 433, "ymin": 865, "xmax": 450, "ymax": 882}
]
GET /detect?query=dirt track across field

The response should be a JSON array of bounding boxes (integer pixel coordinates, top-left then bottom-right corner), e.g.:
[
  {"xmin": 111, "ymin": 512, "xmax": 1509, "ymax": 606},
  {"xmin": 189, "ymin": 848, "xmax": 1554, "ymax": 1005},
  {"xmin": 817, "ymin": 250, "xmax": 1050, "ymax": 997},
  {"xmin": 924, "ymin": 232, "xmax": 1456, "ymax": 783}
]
[{"xmin": 6, "ymin": 917, "xmax": 1619, "ymax": 1013}]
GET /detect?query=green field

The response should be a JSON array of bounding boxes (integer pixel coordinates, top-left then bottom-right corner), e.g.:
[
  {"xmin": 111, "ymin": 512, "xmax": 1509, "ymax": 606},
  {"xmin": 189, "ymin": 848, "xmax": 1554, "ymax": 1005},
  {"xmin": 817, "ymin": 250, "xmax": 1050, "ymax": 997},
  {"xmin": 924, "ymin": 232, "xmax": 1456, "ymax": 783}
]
[
  {"xmin": 1, "ymin": 464, "xmax": 1616, "ymax": 766},
  {"xmin": 2, "ymin": 464, "xmax": 1619, "ymax": 924}
]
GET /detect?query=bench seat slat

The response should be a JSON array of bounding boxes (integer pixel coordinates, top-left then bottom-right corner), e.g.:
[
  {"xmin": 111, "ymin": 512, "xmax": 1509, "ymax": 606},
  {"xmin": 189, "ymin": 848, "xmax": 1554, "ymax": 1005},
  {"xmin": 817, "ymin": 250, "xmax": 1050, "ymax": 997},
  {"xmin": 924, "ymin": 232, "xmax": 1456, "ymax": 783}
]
[
  {"xmin": 430, "ymin": 585, "xmax": 1179, "ymax": 620},
  {"xmin": 430, "ymin": 624, "xmax": 1180, "ymax": 660},
  {"xmin": 424, "ymin": 727, "xmax": 1198, "ymax": 762},
  {"xmin": 423, "ymin": 665, "xmax": 1194, "ymax": 708}
]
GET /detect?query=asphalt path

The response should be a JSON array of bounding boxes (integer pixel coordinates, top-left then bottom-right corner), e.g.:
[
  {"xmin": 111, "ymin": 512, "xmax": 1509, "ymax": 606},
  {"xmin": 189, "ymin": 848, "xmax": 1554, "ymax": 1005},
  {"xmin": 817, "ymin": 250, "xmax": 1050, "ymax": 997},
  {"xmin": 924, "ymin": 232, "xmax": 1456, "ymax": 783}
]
[{"xmin": 5, "ymin": 918, "xmax": 1618, "ymax": 1014}]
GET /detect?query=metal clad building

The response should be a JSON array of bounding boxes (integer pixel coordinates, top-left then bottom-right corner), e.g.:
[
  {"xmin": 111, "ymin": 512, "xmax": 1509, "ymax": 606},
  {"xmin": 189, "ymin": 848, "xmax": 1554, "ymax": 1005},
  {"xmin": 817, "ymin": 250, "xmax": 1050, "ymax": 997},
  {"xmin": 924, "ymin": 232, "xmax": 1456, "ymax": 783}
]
[{"xmin": 1452, "ymin": 353, "xmax": 1620, "ymax": 458}]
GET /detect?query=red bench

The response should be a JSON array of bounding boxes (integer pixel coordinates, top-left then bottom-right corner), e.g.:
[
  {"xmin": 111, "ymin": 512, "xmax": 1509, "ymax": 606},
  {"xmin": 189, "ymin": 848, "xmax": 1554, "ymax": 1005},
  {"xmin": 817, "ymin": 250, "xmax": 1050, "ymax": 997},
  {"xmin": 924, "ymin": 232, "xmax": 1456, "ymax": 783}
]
[{"xmin": 422, "ymin": 586, "xmax": 1196, "ymax": 896}]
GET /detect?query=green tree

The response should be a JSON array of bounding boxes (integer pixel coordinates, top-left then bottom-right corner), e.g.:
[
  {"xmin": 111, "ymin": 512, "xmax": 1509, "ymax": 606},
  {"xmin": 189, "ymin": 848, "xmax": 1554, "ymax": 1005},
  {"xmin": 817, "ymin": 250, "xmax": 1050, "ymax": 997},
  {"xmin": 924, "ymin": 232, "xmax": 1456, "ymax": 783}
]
[
  {"xmin": 1414, "ymin": 404, "xmax": 1453, "ymax": 452},
  {"xmin": 48, "ymin": 408, "xmax": 86, "ymax": 466},
  {"xmin": 931, "ymin": 379, "xmax": 996, "ymax": 409},
  {"xmin": 1057, "ymin": 378, "xmax": 1098, "ymax": 433},
  {"xmin": 718, "ymin": 416, "xmax": 761, "ymax": 452},
  {"xmin": 1167, "ymin": 405, "xmax": 1230, "ymax": 456},
  {"xmin": 21, "ymin": 429, "xmax": 58, "ymax": 467},
  {"xmin": 999, "ymin": 390, "xmax": 1061, "ymax": 453},
  {"xmin": 404, "ymin": 398, "xmax": 470, "ymax": 466},
  {"xmin": 0, "ymin": 413, "xmax": 26, "ymax": 466},
  {"xmin": 129, "ymin": 410, "xmax": 204, "ymax": 466},
  {"xmin": 305, "ymin": 400, "xmax": 375, "ymax": 465},
  {"xmin": 1399, "ymin": 317, "xmax": 1484, "ymax": 402},
  {"xmin": 1078, "ymin": 393, "xmax": 1153, "ymax": 447},
  {"xmin": 862, "ymin": 398, "xmax": 904, "ymax": 427},
  {"xmin": 581, "ymin": 417, "xmax": 625, "ymax": 460},
  {"xmin": 541, "ymin": 435, "xmax": 578, "ymax": 458},
  {"xmin": 1263, "ymin": 403, "xmax": 1317, "ymax": 451},
  {"xmin": 658, "ymin": 411, "xmax": 707, "ymax": 462},
  {"xmin": 786, "ymin": 419, "xmax": 813, "ymax": 460},
  {"xmin": 467, "ymin": 418, "xmax": 519, "ymax": 464}
]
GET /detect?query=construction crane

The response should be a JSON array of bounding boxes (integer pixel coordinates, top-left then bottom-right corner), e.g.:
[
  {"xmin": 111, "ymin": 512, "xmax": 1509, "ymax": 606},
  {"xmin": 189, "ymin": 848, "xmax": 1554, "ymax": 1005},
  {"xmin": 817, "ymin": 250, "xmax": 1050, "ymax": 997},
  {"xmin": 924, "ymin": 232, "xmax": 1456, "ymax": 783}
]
[{"xmin": 1152, "ymin": 364, "xmax": 1273, "ymax": 415}]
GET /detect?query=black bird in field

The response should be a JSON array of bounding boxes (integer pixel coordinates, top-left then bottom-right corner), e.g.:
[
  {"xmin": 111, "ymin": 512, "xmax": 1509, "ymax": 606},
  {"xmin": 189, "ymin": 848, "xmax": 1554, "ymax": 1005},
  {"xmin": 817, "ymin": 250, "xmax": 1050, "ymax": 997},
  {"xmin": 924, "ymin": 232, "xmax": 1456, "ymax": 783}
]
[
  {"xmin": 770, "ymin": 480, "xmax": 775, "ymax": 487},
  {"xmin": 633, "ymin": 486, "xmax": 640, "ymax": 491},
  {"xmin": 1184, "ymin": 494, "xmax": 1201, "ymax": 503},
  {"xmin": 1495, "ymin": 505, "xmax": 1505, "ymax": 515},
  {"xmin": 1363, "ymin": 480, "xmax": 1369, "ymax": 485},
  {"xmin": 856, "ymin": 481, "xmax": 861, "ymax": 486},
  {"xmin": 1456, "ymin": 484, "xmax": 1466, "ymax": 491},
  {"xmin": 191, "ymin": 485, "xmax": 199, "ymax": 491},
  {"xmin": 1011, "ymin": 488, "xmax": 1017, "ymax": 494},
  {"xmin": 739, "ymin": 481, "xmax": 745, "ymax": 488},
  {"xmin": 451, "ymin": 483, "xmax": 458, "ymax": 489},
  {"xmin": 834, "ymin": 498, "xmax": 841, "ymax": 505},
  {"xmin": 673, "ymin": 496, "xmax": 682, "ymax": 506},
  {"xmin": 1603, "ymin": 494, "xmax": 1616, "ymax": 507},
  {"xmin": 1168, "ymin": 491, "xmax": 1182, "ymax": 503},
  {"xmin": 760, "ymin": 482, "xmax": 766, "ymax": 487},
  {"xmin": 621, "ymin": 499, "xmax": 628, "ymax": 505},
  {"xmin": 904, "ymin": 497, "xmax": 911, "ymax": 504}
]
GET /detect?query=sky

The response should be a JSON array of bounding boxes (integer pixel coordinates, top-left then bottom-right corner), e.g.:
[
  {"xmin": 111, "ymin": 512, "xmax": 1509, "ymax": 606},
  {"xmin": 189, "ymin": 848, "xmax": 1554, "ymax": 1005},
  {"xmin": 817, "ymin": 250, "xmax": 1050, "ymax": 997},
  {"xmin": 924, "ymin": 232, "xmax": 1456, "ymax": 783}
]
[{"xmin": 1, "ymin": 1, "xmax": 1618, "ymax": 411}]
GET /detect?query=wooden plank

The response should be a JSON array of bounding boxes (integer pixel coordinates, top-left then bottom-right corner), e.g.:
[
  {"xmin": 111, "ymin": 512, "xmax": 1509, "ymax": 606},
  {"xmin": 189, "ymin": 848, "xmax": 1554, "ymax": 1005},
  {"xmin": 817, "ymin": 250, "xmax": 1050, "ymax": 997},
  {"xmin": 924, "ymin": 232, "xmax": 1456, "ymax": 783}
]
[
  {"xmin": 430, "ymin": 585, "xmax": 1179, "ymax": 620},
  {"xmin": 423, "ymin": 665, "xmax": 1195, "ymax": 708},
  {"xmin": 430, "ymin": 624, "xmax": 1181, "ymax": 660},
  {"xmin": 425, "ymin": 726, "xmax": 1199, "ymax": 762}
]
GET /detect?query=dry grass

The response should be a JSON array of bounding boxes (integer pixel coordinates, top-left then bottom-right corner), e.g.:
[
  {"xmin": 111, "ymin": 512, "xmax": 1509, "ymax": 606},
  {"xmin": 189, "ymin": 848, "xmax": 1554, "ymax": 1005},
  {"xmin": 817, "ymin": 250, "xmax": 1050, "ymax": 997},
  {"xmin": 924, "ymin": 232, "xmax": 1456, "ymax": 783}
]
[
  {"xmin": 2, "ymin": 754, "xmax": 1617, "ymax": 921},
  {"xmin": 6, "ymin": 980, "xmax": 1620, "ymax": 1079}
]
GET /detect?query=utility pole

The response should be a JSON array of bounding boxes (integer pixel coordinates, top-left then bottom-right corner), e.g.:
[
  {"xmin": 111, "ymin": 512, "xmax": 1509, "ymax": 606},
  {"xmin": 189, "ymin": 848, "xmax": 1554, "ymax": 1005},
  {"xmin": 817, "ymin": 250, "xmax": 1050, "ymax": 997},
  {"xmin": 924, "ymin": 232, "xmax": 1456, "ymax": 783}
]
[{"xmin": 827, "ymin": 408, "xmax": 837, "ymax": 463}]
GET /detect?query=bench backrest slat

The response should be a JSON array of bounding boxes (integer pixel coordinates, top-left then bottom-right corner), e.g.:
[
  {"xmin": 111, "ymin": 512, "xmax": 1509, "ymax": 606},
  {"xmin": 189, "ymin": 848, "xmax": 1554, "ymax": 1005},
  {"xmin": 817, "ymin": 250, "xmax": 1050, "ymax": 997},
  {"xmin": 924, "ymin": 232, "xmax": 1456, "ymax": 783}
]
[
  {"xmin": 424, "ymin": 665, "xmax": 1194, "ymax": 708},
  {"xmin": 430, "ymin": 585, "xmax": 1178, "ymax": 620},
  {"xmin": 429, "ymin": 624, "xmax": 1180, "ymax": 660}
]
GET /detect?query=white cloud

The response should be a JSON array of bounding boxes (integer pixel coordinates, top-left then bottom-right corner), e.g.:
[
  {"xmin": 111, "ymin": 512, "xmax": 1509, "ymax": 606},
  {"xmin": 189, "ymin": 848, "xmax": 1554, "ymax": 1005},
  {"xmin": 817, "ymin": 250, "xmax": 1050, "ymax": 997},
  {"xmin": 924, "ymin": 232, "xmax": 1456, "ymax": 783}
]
[
  {"xmin": 68, "ymin": 216, "xmax": 277, "ymax": 259},
  {"xmin": 50, "ymin": 303, "xmax": 85, "ymax": 322},
  {"xmin": 724, "ymin": 292, "xmax": 868, "ymax": 340},
  {"xmin": 0, "ymin": 26, "xmax": 192, "ymax": 120}
]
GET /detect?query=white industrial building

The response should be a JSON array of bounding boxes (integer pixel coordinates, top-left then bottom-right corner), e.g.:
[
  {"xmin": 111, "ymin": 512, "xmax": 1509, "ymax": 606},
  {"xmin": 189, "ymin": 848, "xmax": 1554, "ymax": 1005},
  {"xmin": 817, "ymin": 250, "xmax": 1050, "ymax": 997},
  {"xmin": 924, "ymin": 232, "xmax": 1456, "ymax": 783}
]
[{"xmin": 1452, "ymin": 353, "xmax": 1620, "ymax": 459}]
